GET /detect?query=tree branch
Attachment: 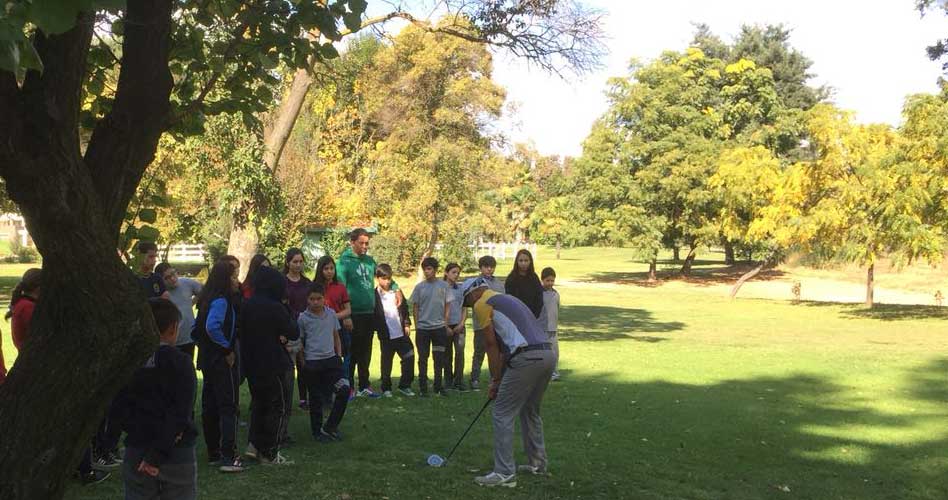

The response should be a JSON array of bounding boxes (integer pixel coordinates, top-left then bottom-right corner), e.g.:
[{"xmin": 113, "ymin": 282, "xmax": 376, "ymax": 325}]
[{"xmin": 83, "ymin": 0, "xmax": 175, "ymax": 238}]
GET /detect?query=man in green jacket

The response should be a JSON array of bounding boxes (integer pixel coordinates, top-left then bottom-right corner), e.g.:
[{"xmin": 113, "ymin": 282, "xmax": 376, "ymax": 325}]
[{"xmin": 337, "ymin": 228, "xmax": 382, "ymax": 397}]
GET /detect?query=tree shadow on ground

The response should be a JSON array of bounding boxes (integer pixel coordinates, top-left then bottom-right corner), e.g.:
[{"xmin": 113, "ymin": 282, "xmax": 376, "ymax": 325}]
[
  {"xmin": 798, "ymin": 301, "xmax": 948, "ymax": 321},
  {"xmin": 62, "ymin": 358, "xmax": 948, "ymax": 500},
  {"xmin": 585, "ymin": 262, "xmax": 785, "ymax": 288},
  {"xmin": 544, "ymin": 361, "xmax": 948, "ymax": 499},
  {"xmin": 559, "ymin": 305, "xmax": 685, "ymax": 342}
]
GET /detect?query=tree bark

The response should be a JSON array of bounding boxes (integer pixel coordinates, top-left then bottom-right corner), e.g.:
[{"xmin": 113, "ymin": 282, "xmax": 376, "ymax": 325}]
[
  {"xmin": 673, "ymin": 246, "xmax": 681, "ymax": 262},
  {"xmin": 648, "ymin": 257, "xmax": 658, "ymax": 282},
  {"xmin": 724, "ymin": 241, "xmax": 736, "ymax": 265},
  {"xmin": 680, "ymin": 243, "xmax": 698, "ymax": 275},
  {"xmin": 226, "ymin": 223, "xmax": 260, "ymax": 281},
  {"xmin": 555, "ymin": 236, "xmax": 561, "ymax": 260},
  {"xmin": 0, "ymin": 3, "xmax": 172, "ymax": 497},
  {"xmin": 730, "ymin": 262, "xmax": 765, "ymax": 299},
  {"xmin": 417, "ymin": 212, "xmax": 440, "ymax": 282},
  {"xmin": 866, "ymin": 263, "xmax": 875, "ymax": 308}
]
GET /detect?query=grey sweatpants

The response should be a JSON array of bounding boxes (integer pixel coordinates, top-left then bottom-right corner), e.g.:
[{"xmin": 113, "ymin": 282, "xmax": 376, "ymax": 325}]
[
  {"xmin": 492, "ymin": 348, "xmax": 557, "ymax": 475},
  {"xmin": 123, "ymin": 446, "xmax": 197, "ymax": 500}
]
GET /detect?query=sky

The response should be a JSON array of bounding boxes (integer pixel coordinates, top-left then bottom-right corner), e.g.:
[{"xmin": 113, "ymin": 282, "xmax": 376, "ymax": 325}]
[{"xmin": 489, "ymin": 0, "xmax": 948, "ymax": 158}]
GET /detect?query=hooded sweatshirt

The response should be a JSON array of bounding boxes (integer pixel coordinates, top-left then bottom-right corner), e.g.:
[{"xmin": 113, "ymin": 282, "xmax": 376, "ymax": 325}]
[
  {"xmin": 336, "ymin": 247, "xmax": 378, "ymax": 315},
  {"xmin": 240, "ymin": 267, "xmax": 299, "ymax": 378}
]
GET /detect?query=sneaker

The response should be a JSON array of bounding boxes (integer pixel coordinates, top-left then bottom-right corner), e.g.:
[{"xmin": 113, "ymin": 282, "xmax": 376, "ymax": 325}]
[
  {"xmin": 470, "ymin": 380, "xmax": 480, "ymax": 391},
  {"xmin": 517, "ymin": 464, "xmax": 545, "ymax": 475},
  {"xmin": 474, "ymin": 472, "xmax": 517, "ymax": 488},
  {"xmin": 349, "ymin": 387, "xmax": 357, "ymax": 401},
  {"xmin": 244, "ymin": 443, "xmax": 258, "ymax": 460},
  {"xmin": 207, "ymin": 453, "xmax": 222, "ymax": 465},
  {"xmin": 219, "ymin": 457, "xmax": 246, "ymax": 473},
  {"xmin": 383, "ymin": 390, "xmax": 393, "ymax": 398},
  {"xmin": 315, "ymin": 432, "xmax": 334, "ymax": 443},
  {"xmin": 455, "ymin": 384, "xmax": 469, "ymax": 392},
  {"xmin": 260, "ymin": 452, "xmax": 295, "ymax": 466},
  {"xmin": 78, "ymin": 469, "xmax": 111, "ymax": 486},
  {"xmin": 398, "ymin": 387, "xmax": 416, "ymax": 397},
  {"xmin": 551, "ymin": 372, "xmax": 560, "ymax": 381},
  {"xmin": 299, "ymin": 399, "xmax": 309, "ymax": 410},
  {"xmin": 92, "ymin": 452, "xmax": 121, "ymax": 471},
  {"xmin": 358, "ymin": 388, "xmax": 382, "ymax": 398},
  {"xmin": 320, "ymin": 427, "xmax": 343, "ymax": 442}
]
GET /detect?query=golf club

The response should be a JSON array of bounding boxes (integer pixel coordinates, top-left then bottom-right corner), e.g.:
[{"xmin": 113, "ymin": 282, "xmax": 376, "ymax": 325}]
[{"xmin": 427, "ymin": 398, "xmax": 493, "ymax": 467}]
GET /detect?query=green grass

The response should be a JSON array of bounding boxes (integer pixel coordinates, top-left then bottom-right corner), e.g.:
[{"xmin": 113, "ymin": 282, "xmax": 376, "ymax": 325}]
[{"xmin": 0, "ymin": 248, "xmax": 942, "ymax": 499}]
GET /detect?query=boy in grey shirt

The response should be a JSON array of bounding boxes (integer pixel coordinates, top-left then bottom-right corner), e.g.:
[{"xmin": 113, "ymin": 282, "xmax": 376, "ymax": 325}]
[
  {"xmin": 156, "ymin": 263, "xmax": 202, "ymax": 360},
  {"xmin": 410, "ymin": 257, "xmax": 453, "ymax": 396},
  {"xmin": 298, "ymin": 283, "xmax": 349, "ymax": 441},
  {"xmin": 541, "ymin": 267, "xmax": 561, "ymax": 381}
]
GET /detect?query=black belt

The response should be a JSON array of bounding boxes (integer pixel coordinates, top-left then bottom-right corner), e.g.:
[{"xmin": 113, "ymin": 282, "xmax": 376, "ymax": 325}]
[{"xmin": 513, "ymin": 343, "xmax": 551, "ymax": 355}]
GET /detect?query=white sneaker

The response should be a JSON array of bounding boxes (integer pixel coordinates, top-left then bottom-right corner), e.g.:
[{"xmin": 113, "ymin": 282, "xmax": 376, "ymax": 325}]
[
  {"xmin": 517, "ymin": 464, "xmax": 545, "ymax": 475},
  {"xmin": 398, "ymin": 387, "xmax": 416, "ymax": 397},
  {"xmin": 474, "ymin": 472, "xmax": 517, "ymax": 488},
  {"xmin": 244, "ymin": 443, "xmax": 258, "ymax": 460},
  {"xmin": 383, "ymin": 390, "xmax": 393, "ymax": 398},
  {"xmin": 259, "ymin": 452, "xmax": 294, "ymax": 466}
]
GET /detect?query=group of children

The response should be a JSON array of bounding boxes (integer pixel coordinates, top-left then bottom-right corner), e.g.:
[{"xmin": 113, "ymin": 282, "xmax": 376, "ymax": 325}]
[{"xmin": 0, "ymin": 239, "xmax": 562, "ymax": 498}]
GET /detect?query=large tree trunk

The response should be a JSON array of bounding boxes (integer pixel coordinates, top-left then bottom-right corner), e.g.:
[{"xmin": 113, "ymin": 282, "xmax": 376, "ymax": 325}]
[
  {"xmin": 866, "ymin": 263, "xmax": 875, "ymax": 308},
  {"xmin": 724, "ymin": 240, "xmax": 736, "ymax": 265},
  {"xmin": 730, "ymin": 262, "xmax": 765, "ymax": 299},
  {"xmin": 0, "ymin": 3, "xmax": 172, "ymax": 497},
  {"xmin": 555, "ymin": 236, "xmax": 561, "ymax": 260},
  {"xmin": 417, "ymin": 212, "xmax": 440, "ymax": 282},
  {"xmin": 227, "ymin": 223, "xmax": 260, "ymax": 281},
  {"xmin": 648, "ymin": 257, "xmax": 658, "ymax": 282},
  {"xmin": 680, "ymin": 243, "xmax": 698, "ymax": 275},
  {"xmin": 673, "ymin": 246, "xmax": 681, "ymax": 262}
]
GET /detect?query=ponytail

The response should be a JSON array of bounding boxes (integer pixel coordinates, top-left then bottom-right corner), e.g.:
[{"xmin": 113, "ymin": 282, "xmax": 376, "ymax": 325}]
[{"xmin": 6, "ymin": 268, "xmax": 41, "ymax": 320}]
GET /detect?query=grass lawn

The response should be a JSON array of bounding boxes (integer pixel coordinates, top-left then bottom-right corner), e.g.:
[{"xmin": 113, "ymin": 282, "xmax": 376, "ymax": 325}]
[{"xmin": 1, "ymin": 249, "xmax": 945, "ymax": 499}]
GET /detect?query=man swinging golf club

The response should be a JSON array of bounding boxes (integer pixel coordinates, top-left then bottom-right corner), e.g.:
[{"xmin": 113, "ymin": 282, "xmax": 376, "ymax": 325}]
[{"xmin": 462, "ymin": 277, "xmax": 557, "ymax": 488}]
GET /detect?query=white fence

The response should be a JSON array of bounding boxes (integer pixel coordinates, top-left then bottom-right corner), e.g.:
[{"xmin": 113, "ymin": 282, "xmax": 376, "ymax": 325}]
[
  {"xmin": 471, "ymin": 242, "xmax": 538, "ymax": 261},
  {"xmin": 166, "ymin": 244, "xmax": 207, "ymax": 263}
]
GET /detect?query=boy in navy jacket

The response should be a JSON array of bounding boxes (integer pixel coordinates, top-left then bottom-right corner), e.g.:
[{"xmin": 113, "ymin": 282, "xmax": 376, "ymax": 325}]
[{"xmin": 123, "ymin": 298, "xmax": 198, "ymax": 500}]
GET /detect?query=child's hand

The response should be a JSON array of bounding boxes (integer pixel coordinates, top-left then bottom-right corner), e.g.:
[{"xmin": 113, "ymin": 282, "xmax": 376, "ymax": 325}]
[
  {"xmin": 225, "ymin": 352, "xmax": 236, "ymax": 367},
  {"xmin": 343, "ymin": 318, "xmax": 353, "ymax": 330},
  {"xmin": 137, "ymin": 460, "xmax": 160, "ymax": 477},
  {"xmin": 403, "ymin": 326, "xmax": 410, "ymax": 337},
  {"xmin": 488, "ymin": 381, "xmax": 499, "ymax": 400},
  {"xmin": 174, "ymin": 432, "xmax": 183, "ymax": 444},
  {"xmin": 279, "ymin": 336, "xmax": 287, "ymax": 345}
]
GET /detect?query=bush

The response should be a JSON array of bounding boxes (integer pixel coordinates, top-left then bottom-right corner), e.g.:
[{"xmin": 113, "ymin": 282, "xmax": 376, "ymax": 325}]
[
  {"xmin": 438, "ymin": 231, "xmax": 476, "ymax": 272},
  {"xmin": 10, "ymin": 239, "xmax": 39, "ymax": 264},
  {"xmin": 371, "ymin": 233, "xmax": 426, "ymax": 275}
]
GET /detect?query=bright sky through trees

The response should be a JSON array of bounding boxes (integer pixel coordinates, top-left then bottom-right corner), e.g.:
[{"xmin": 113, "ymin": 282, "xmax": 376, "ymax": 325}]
[{"xmin": 492, "ymin": 0, "xmax": 948, "ymax": 157}]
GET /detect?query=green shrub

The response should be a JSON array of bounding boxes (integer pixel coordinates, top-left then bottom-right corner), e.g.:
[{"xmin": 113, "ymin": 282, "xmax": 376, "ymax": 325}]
[{"xmin": 10, "ymin": 239, "xmax": 39, "ymax": 264}]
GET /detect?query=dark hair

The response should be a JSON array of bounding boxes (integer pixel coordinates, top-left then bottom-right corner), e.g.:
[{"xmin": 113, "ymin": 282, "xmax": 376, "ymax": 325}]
[
  {"xmin": 510, "ymin": 249, "xmax": 536, "ymax": 277},
  {"xmin": 421, "ymin": 257, "xmax": 439, "ymax": 270},
  {"xmin": 197, "ymin": 261, "xmax": 235, "ymax": 309},
  {"xmin": 245, "ymin": 254, "xmax": 271, "ymax": 289},
  {"xmin": 137, "ymin": 241, "xmax": 158, "ymax": 254},
  {"xmin": 308, "ymin": 282, "xmax": 326, "ymax": 296},
  {"xmin": 314, "ymin": 255, "xmax": 338, "ymax": 285},
  {"xmin": 148, "ymin": 297, "xmax": 182, "ymax": 335},
  {"xmin": 217, "ymin": 255, "xmax": 240, "ymax": 278},
  {"xmin": 541, "ymin": 267, "xmax": 556, "ymax": 279},
  {"xmin": 154, "ymin": 262, "xmax": 173, "ymax": 278},
  {"xmin": 349, "ymin": 227, "xmax": 370, "ymax": 241},
  {"xmin": 375, "ymin": 263, "xmax": 393, "ymax": 278},
  {"xmin": 283, "ymin": 247, "xmax": 304, "ymax": 275},
  {"xmin": 444, "ymin": 262, "xmax": 460, "ymax": 278},
  {"xmin": 478, "ymin": 255, "xmax": 496, "ymax": 268},
  {"xmin": 6, "ymin": 268, "xmax": 41, "ymax": 320}
]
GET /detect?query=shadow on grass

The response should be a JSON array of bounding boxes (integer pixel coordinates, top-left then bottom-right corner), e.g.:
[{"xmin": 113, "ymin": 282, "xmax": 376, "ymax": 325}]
[
  {"xmin": 559, "ymin": 305, "xmax": 685, "ymax": 342},
  {"xmin": 585, "ymin": 262, "xmax": 786, "ymax": 289},
  {"xmin": 63, "ymin": 357, "xmax": 948, "ymax": 500},
  {"xmin": 798, "ymin": 301, "xmax": 948, "ymax": 321}
]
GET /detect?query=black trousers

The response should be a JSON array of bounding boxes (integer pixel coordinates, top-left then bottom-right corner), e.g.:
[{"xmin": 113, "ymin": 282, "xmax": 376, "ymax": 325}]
[
  {"xmin": 416, "ymin": 327, "xmax": 448, "ymax": 392},
  {"xmin": 95, "ymin": 386, "xmax": 130, "ymax": 455},
  {"xmin": 247, "ymin": 372, "xmax": 286, "ymax": 459},
  {"xmin": 380, "ymin": 335, "xmax": 415, "ymax": 391},
  {"xmin": 201, "ymin": 357, "xmax": 240, "ymax": 461},
  {"xmin": 444, "ymin": 325, "xmax": 466, "ymax": 388},
  {"xmin": 302, "ymin": 357, "xmax": 350, "ymax": 434},
  {"xmin": 349, "ymin": 313, "xmax": 375, "ymax": 391}
]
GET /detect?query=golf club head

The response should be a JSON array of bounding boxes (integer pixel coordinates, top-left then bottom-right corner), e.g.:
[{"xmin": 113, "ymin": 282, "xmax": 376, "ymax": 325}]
[{"xmin": 427, "ymin": 454, "xmax": 445, "ymax": 467}]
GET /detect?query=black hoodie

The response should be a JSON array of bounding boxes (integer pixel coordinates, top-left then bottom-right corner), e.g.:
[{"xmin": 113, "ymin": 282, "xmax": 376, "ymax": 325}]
[{"xmin": 239, "ymin": 266, "xmax": 299, "ymax": 378}]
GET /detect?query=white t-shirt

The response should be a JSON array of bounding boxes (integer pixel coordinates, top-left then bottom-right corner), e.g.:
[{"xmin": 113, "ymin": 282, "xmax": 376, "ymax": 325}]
[
  {"xmin": 379, "ymin": 288, "xmax": 404, "ymax": 339},
  {"xmin": 542, "ymin": 288, "xmax": 559, "ymax": 333}
]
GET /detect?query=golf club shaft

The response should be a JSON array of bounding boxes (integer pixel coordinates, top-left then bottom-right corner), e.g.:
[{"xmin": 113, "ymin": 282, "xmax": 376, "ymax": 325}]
[{"xmin": 444, "ymin": 398, "xmax": 492, "ymax": 461}]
